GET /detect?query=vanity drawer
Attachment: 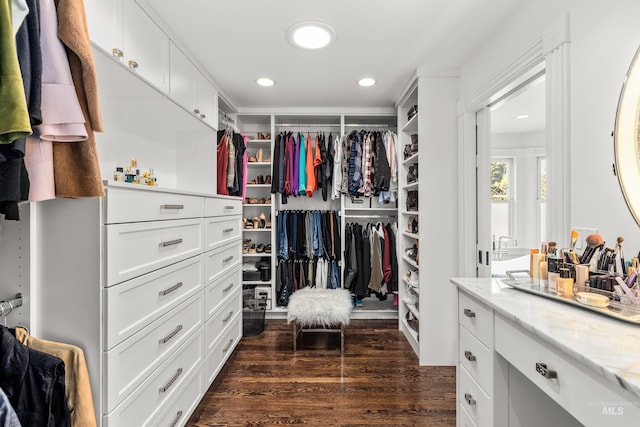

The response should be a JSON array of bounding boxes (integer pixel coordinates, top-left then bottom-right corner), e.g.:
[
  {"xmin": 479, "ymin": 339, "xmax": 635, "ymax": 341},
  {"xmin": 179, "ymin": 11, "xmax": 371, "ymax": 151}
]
[
  {"xmin": 458, "ymin": 403, "xmax": 478, "ymax": 427},
  {"xmin": 105, "ymin": 188, "xmax": 204, "ymax": 224},
  {"xmin": 204, "ymin": 313, "xmax": 242, "ymax": 387},
  {"xmin": 104, "ymin": 294, "xmax": 203, "ymax": 412},
  {"xmin": 205, "ymin": 240, "xmax": 241, "ymax": 285},
  {"xmin": 205, "ymin": 266, "xmax": 241, "ymax": 321},
  {"xmin": 459, "ymin": 291, "xmax": 493, "ymax": 348},
  {"xmin": 204, "ymin": 197, "xmax": 242, "ymax": 217},
  {"xmin": 103, "ymin": 330, "xmax": 203, "ymax": 426},
  {"xmin": 104, "ymin": 256, "xmax": 204, "ymax": 349},
  {"xmin": 204, "ymin": 216, "xmax": 241, "ymax": 252},
  {"xmin": 459, "ymin": 365, "xmax": 492, "ymax": 427},
  {"xmin": 495, "ymin": 314, "xmax": 640, "ymax": 427},
  {"xmin": 106, "ymin": 218, "xmax": 204, "ymax": 287},
  {"xmin": 459, "ymin": 325, "xmax": 492, "ymax": 393},
  {"xmin": 151, "ymin": 363, "xmax": 204, "ymax": 427},
  {"xmin": 205, "ymin": 287, "xmax": 242, "ymax": 353}
]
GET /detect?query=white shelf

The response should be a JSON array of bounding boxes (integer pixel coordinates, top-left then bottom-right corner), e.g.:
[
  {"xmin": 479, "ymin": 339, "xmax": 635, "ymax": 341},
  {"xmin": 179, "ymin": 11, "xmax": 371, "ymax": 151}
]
[
  {"xmin": 246, "ymin": 139, "xmax": 272, "ymax": 143},
  {"xmin": 402, "ymin": 152, "xmax": 419, "ymax": 165},
  {"xmin": 402, "ymin": 231, "xmax": 419, "ymax": 239},
  {"xmin": 402, "ymin": 115, "xmax": 418, "ymax": 133},
  {"xmin": 246, "ymin": 184, "xmax": 271, "ymax": 188},
  {"xmin": 242, "ymin": 253, "xmax": 270, "ymax": 257},
  {"xmin": 242, "ymin": 280, "xmax": 272, "ymax": 285},
  {"xmin": 247, "ymin": 162, "xmax": 272, "ymax": 166},
  {"xmin": 242, "ymin": 228, "xmax": 271, "ymax": 232},
  {"xmin": 401, "ymin": 318, "xmax": 420, "ymax": 351},
  {"xmin": 401, "ymin": 210, "xmax": 419, "ymax": 215},
  {"xmin": 406, "ymin": 303, "xmax": 420, "ymax": 320},
  {"xmin": 402, "ymin": 256, "xmax": 419, "ymax": 269},
  {"xmin": 243, "ymin": 204, "xmax": 272, "ymax": 207},
  {"xmin": 405, "ymin": 181, "xmax": 419, "ymax": 190}
]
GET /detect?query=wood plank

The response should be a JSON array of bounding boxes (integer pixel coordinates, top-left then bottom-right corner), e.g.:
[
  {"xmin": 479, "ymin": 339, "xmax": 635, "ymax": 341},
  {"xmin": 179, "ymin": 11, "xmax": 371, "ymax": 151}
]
[{"xmin": 187, "ymin": 320, "xmax": 456, "ymax": 426}]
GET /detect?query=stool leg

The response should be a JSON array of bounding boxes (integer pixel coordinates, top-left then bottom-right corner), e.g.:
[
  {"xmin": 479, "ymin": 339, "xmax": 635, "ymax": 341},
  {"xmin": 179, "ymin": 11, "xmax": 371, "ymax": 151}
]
[
  {"xmin": 292, "ymin": 320, "xmax": 297, "ymax": 352},
  {"xmin": 340, "ymin": 323, "xmax": 344, "ymax": 354}
]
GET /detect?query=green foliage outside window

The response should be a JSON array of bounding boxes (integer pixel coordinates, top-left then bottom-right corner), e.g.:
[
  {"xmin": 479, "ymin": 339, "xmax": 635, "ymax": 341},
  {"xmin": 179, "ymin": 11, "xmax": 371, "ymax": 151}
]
[{"xmin": 491, "ymin": 161, "xmax": 509, "ymax": 201}]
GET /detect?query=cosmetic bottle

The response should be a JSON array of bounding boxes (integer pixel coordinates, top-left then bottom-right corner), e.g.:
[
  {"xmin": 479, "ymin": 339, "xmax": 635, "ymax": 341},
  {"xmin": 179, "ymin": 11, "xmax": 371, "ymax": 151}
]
[
  {"xmin": 547, "ymin": 255, "xmax": 559, "ymax": 294},
  {"xmin": 113, "ymin": 167, "xmax": 124, "ymax": 182},
  {"xmin": 557, "ymin": 268, "xmax": 574, "ymax": 297},
  {"xmin": 539, "ymin": 260, "xmax": 548, "ymax": 287},
  {"xmin": 574, "ymin": 264, "xmax": 589, "ymax": 291}
]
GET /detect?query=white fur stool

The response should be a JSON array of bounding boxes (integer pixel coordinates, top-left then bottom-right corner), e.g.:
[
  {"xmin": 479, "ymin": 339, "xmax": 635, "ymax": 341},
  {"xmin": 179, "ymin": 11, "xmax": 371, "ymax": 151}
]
[{"xmin": 287, "ymin": 288, "xmax": 353, "ymax": 353}]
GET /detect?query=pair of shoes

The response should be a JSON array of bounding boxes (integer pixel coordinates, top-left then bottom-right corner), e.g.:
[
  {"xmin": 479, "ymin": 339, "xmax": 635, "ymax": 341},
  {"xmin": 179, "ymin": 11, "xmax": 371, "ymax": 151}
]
[
  {"xmin": 257, "ymin": 132, "xmax": 266, "ymax": 140},
  {"xmin": 248, "ymin": 244, "xmax": 257, "ymax": 254},
  {"xmin": 248, "ymin": 154, "xmax": 257, "ymax": 162},
  {"xmin": 248, "ymin": 179, "xmax": 257, "ymax": 185},
  {"xmin": 264, "ymin": 175, "xmax": 271, "ymax": 185},
  {"xmin": 259, "ymin": 213, "xmax": 267, "ymax": 228},
  {"xmin": 242, "ymin": 239, "xmax": 251, "ymax": 254},
  {"xmin": 257, "ymin": 149, "xmax": 264, "ymax": 163},
  {"xmin": 265, "ymin": 197, "xmax": 271, "ymax": 204},
  {"xmin": 245, "ymin": 197, "xmax": 259, "ymax": 205},
  {"xmin": 256, "ymin": 243, "xmax": 265, "ymax": 253},
  {"xmin": 265, "ymin": 214, "xmax": 271, "ymax": 229},
  {"xmin": 256, "ymin": 175, "xmax": 264, "ymax": 184},
  {"xmin": 264, "ymin": 243, "xmax": 272, "ymax": 253}
]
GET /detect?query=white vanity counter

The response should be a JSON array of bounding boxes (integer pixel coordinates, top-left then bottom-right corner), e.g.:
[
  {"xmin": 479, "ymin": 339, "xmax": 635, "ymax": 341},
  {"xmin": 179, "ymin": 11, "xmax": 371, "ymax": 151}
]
[{"xmin": 451, "ymin": 277, "xmax": 640, "ymax": 427}]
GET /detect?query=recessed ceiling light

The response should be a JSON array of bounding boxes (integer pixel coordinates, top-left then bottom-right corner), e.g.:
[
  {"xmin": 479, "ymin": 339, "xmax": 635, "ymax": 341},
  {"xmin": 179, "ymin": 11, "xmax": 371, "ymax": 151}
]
[
  {"xmin": 256, "ymin": 77, "xmax": 274, "ymax": 87},
  {"xmin": 287, "ymin": 21, "xmax": 335, "ymax": 50},
  {"xmin": 358, "ymin": 78, "xmax": 376, "ymax": 87},
  {"xmin": 516, "ymin": 114, "xmax": 529, "ymax": 119}
]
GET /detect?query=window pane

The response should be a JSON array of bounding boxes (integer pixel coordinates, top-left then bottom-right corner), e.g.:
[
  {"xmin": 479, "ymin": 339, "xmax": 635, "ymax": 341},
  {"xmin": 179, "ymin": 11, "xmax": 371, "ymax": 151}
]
[
  {"xmin": 491, "ymin": 161, "xmax": 509, "ymax": 201},
  {"xmin": 539, "ymin": 157, "xmax": 547, "ymax": 201},
  {"xmin": 491, "ymin": 202, "xmax": 510, "ymax": 239}
]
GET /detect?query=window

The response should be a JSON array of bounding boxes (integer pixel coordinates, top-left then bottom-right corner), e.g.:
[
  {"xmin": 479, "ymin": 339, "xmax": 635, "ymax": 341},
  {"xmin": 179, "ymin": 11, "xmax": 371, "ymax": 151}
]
[{"xmin": 490, "ymin": 158, "xmax": 513, "ymax": 240}]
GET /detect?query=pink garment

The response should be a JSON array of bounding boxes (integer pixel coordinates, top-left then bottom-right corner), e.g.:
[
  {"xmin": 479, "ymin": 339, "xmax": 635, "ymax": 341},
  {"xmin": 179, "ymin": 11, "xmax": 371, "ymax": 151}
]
[
  {"xmin": 36, "ymin": 0, "xmax": 87, "ymax": 141},
  {"xmin": 25, "ymin": 137, "xmax": 55, "ymax": 201},
  {"xmin": 242, "ymin": 134, "xmax": 248, "ymax": 199}
]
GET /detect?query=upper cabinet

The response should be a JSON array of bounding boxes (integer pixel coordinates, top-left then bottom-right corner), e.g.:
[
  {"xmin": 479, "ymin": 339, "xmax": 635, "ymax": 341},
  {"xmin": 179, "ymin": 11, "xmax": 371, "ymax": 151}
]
[
  {"xmin": 169, "ymin": 42, "xmax": 219, "ymax": 130},
  {"xmin": 86, "ymin": 0, "xmax": 169, "ymax": 93}
]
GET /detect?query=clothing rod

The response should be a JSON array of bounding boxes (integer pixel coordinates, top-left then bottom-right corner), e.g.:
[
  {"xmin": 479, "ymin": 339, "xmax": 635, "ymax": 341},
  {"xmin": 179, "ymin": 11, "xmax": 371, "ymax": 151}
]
[
  {"xmin": 344, "ymin": 124, "xmax": 397, "ymax": 128},
  {"xmin": 0, "ymin": 293, "xmax": 23, "ymax": 315},
  {"xmin": 344, "ymin": 214, "xmax": 397, "ymax": 219},
  {"xmin": 275, "ymin": 123, "xmax": 341, "ymax": 127}
]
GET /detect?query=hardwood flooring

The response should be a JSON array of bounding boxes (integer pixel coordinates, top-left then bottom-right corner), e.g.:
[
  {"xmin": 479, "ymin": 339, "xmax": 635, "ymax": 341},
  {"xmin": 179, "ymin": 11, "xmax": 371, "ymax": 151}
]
[{"xmin": 186, "ymin": 320, "xmax": 456, "ymax": 426}]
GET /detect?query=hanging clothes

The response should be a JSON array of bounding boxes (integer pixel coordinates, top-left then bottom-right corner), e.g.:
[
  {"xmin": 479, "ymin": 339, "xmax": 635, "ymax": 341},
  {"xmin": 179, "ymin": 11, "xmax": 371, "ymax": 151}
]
[
  {"xmin": 216, "ymin": 131, "xmax": 229, "ymax": 195},
  {"xmin": 0, "ymin": 386, "xmax": 20, "ymax": 427}
]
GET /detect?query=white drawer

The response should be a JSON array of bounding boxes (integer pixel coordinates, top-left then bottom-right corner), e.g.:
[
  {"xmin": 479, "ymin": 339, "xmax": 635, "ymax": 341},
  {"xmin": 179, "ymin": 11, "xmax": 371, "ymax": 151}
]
[
  {"xmin": 459, "ymin": 291, "xmax": 493, "ymax": 348},
  {"xmin": 104, "ymin": 256, "xmax": 204, "ymax": 349},
  {"xmin": 105, "ymin": 187, "xmax": 204, "ymax": 224},
  {"xmin": 204, "ymin": 197, "xmax": 241, "ymax": 217},
  {"xmin": 106, "ymin": 218, "xmax": 204, "ymax": 287},
  {"xmin": 459, "ymin": 325, "xmax": 492, "ymax": 394},
  {"xmin": 205, "ymin": 266, "xmax": 241, "ymax": 320},
  {"xmin": 459, "ymin": 365, "xmax": 491, "ymax": 427},
  {"xmin": 204, "ymin": 313, "xmax": 241, "ymax": 387},
  {"xmin": 151, "ymin": 364, "xmax": 204, "ymax": 427},
  {"xmin": 103, "ymin": 330, "xmax": 203, "ymax": 427},
  {"xmin": 458, "ymin": 402, "xmax": 478, "ymax": 427},
  {"xmin": 205, "ymin": 287, "xmax": 242, "ymax": 354},
  {"xmin": 495, "ymin": 314, "xmax": 640, "ymax": 427},
  {"xmin": 204, "ymin": 216, "xmax": 241, "ymax": 252},
  {"xmin": 104, "ymin": 294, "xmax": 203, "ymax": 412},
  {"xmin": 205, "ymin": 240, "xmax": 241, "ymax": 285}
]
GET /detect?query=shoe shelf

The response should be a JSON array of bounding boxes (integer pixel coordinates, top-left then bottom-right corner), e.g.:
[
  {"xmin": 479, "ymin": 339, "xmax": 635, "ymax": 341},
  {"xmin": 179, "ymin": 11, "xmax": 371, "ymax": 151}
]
[
  {"xmin": 246, "ymin": 139, "xmax": 271, "ymax": 143},
  {"xmin": 402, "ymin": 152, "xmax": 419, "ymax": 165},
  {"xmin": 242, "ymin": 280, "xmax": 271, "ymax": 286},
  {"xmin": 402, "ymin": 231, "xmax": 419, "ymax": 240},
  {"xmin": 246, "ymin": 184, "xmax": 271, "ymax": 188},
  {"xmin": 242, "ymin": 228, "xmax": 271, "ymax": 232},
  {"xmin": 243, "ymin": 253, "xmax": 271, "ymax": 257},
  {"xmin": 405, "ymin": 303, "xmax": 419, "ymax": 320},
  {"xmin": 247, "ymin": 162, "xmax": 272, "ymax": 166},
  {"xmin": 401, "ymin": 210, "xmax": 419, "ymax": 216},
  {"xmin": 402, "ymin": 114, "xmax": 418, "ymax": 133},
  {"xmin": 402, "ymin": 256, "xmax": 419, "ymax": 269},
  {"xmin": 405, "ymin": 181, "xmax": 419, "ymax": 190}
]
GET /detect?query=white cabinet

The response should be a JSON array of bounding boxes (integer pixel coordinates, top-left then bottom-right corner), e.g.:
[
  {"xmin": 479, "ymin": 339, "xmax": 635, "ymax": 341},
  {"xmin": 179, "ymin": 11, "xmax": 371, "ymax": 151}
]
[
  {"xmin": 86, "ymin": 0, "xmax": 169, "ymax": 93},
  {"xmin": 169, "ymin": 41, "xmax": 218, "ymax": 129}
]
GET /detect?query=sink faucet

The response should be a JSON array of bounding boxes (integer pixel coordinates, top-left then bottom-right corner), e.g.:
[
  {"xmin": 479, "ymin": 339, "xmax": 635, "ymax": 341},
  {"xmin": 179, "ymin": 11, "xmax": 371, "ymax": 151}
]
[{"xmin": 498, "ymin": 236, "xmax": 518, "ymax": 250}]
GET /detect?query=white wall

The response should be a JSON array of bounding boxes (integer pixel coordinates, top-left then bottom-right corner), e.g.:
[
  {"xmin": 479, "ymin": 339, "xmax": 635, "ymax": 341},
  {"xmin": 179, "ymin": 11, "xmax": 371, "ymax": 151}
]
[{"xmin": 461, "ymin": 0, "xmax": 640, "ymax": 256}]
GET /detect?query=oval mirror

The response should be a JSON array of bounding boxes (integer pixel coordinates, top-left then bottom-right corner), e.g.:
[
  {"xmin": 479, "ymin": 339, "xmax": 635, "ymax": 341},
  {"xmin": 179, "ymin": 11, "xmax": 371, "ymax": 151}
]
[{"xmin": 613, "ymin": 45, "xmax": 640, "ymax": 227}]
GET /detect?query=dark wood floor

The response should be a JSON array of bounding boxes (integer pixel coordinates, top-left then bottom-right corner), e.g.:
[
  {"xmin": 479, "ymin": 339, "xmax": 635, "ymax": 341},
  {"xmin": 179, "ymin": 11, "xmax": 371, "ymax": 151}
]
[{"xmin": 187, "ymin": 319, "xmax": 456, "ymax": 426}]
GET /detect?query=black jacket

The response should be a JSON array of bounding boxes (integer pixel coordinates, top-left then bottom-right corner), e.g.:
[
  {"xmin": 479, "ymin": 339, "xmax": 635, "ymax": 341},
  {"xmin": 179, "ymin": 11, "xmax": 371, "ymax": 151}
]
[{"xmin": 0, "ymin": 326, "xmax": 70, "ymax": 427}]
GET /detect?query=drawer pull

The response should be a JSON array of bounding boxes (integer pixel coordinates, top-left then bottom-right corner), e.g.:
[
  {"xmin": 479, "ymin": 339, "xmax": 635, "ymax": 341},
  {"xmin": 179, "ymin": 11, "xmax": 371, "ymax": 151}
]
[
  {"xmin": 160, "ymin": 238, "xmax": 183, "ymax": 247},
  {"xmin": 159, "ymin": 282, "xmax": 183, "ymax": 296},
  {"xmin": 169, "ymin": 410, "xmax": 183, "ymax": 427},
  {"xmin": 161, "ymin": 204, "xmax": 184, "ymax": 210},
  {"xmin": 159, "ymin": 368, "xmax": 183, "ymax": 393},
  {"xmin": 464, "ymin": 393, "xmax": 476, "ymax": 406},
  {"xmin": 223, "ymin": 311, "xmax": 234, "ymax": 323},
  {"xmin": 111, "ymin": 48, "xmax": 123, "ymax": 58},
  {"xmin": 463, "ymin": 308, "xmax": 476, "ymax": 318},
  {"xmin": 223, "ymin": 228, "xmax": 234, "ymax": 233},
  {"xmin": 222, "ymin": 338, "xmax": 234, "ymax": 353},
  {"xmin": 159, "ymin": 324, "xmax": 183, "ymax": 344},
  {"xmin": 128, "ymin": 59, "xmax": 139, "ymax": 69},
  {"xmin": 464, "ymin": 350, "xmax": 476, "ymax": 362},
  {"xmin": 223, "ymin": 256, "xmax": 234, "ymax": 263},
  {"xmin": 535, "ymin": 362, "xmax": 557, "ymax": 379},
  {"xmin": 223, "ymin": 283, "xmax": 234, "ymax": 293},
  {"xmin": 223, "ymin": 205, "xmax": 235, "ymax": 210}
]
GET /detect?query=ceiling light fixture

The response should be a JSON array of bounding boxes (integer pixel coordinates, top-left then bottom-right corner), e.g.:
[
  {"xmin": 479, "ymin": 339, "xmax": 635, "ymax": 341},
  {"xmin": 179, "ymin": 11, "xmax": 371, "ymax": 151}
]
[
  {"xmin": 287, "ymin": 21, "xmax": 335, "ymax": 50},
  {"xmin": 256, "ymin": 77, "xmax": 275, "ymax": 87},
  {"xmin": 516, "ymin": 114, "xmax": 529, "ymax": 119},
  {"xmin": 358, "ymin": 78, "xmax": 376, "ymax": 87}
]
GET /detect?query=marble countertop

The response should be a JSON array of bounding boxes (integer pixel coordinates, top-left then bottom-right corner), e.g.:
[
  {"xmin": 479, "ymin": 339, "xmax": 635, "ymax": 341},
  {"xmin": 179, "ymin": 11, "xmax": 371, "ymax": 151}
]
[{"xmin": 451, "ymin": 277, "xmax": 640, "ymax": 399}]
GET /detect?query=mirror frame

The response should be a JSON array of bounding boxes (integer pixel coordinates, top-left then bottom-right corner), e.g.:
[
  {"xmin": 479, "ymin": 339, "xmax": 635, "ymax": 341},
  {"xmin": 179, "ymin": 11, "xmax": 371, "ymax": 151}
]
[{"xmin": 613, "ymin": 45, "xmax": 640, "ymax": 227}]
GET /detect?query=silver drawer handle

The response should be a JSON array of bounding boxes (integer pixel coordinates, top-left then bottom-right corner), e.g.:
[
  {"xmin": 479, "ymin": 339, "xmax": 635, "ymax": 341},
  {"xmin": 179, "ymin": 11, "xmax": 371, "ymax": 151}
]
[
  {"xmin": 222, "ymin": 338, "xmax": 234, "ymax": 353},
  {"xmin": 169, "ymin": 410, "xmax": 183, "ymax": 427},
  {"xmin": 223, "ymin": 256, "xmax": 234, "ymax": 263},
  {"xmin": 193, "ymin": 109, "xmax": 200, "ymax": 115},
  {"xmin": 223, "ymin": 311, "xmax": 234, "ymax": 323},
  {"xmin": 159, "ymin": 282, "xmax": 183, "ymax": 296},
  {"xmin": 128, "ymin": 59, "xmax": 138, "ymax": 69},
  {"xmin": 223, "ymin": 228, "xmax": 234, "ymax": 233},
  {"xmin": 223, "ymin": 205, "xmax": 235, "ymax": 210},
  {"xmin": 463, "ymin": 308, "xmax": 476, "ymax": 318},
  {"xmin": 223, "ymin": 283, "xmax": 234, "ymax": 293},
  {"xmin": 111, "ymin": 48, "xmax": 123, "ymax": 58},
  {"xmin": 464, "ymin": 393, "xmax": 476, "ymax": 406},
  {"xmin": 160, "ymin": 238, "xmax": 183, "ymax": 247},
  {"xmin": 464, "ymin": 350, "xmax": 476, "ymax": 362},
  {"xmin": 159, "ymin": 324, "xmax": 183, "ymax": 344},
  {"xmin": 159, "ymin": 368, "xmax": 183, "ymax": 393},
  {"xmin": 536, "ymin": 362, "xmax": 557, "ymax": 379},
  {"xmin": 161, "ymin": 204, "xmax": 184, "ymax": 210},
  {"xmin": 200, "ymin": 113, "xmax": 206, "ymax": 119}
]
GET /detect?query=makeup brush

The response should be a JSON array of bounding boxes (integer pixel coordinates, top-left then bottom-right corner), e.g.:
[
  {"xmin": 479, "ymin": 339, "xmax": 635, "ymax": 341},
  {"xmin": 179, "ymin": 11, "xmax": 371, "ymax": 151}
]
[
  {"xmin": 570, "ymin": 229, "xmax": 579, "ymax": 252},
  {"xmin": 580, "ymin": 234, "xmax": 604, "ymax": 264},
  {"xmin": 613, "ymin": 236, "xmax": 625, "ymax": 274}
]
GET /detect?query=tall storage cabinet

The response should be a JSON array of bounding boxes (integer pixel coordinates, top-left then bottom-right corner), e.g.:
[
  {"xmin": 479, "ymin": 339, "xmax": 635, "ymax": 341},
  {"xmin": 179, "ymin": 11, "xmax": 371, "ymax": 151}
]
[{"xmin": 396, "ymin": 73, "xmax": 459, "ymax": 365}]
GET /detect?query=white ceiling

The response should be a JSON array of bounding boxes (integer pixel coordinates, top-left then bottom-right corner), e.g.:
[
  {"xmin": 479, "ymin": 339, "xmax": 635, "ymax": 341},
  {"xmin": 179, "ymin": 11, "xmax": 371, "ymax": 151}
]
[
  {"xmin": 491, "ymin": 76, "xmax": 546, "ymax": 133},
  {"xmin": 145, "ymin": 0, "xmax": 525, "ymax": 111}
]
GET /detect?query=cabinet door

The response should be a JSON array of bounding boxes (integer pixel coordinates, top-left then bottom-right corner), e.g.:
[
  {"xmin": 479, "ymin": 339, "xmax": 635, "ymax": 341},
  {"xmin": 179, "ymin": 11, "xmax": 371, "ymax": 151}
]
[
  {"xmin": 194, "ymin": 71, "xmax": 218, "ymax": 130},
  {"xmin": 169, "ymin": 41, "xmax": 196, "ymax": 114},
  {"xmin": 85, "ymin": 0, "xmax": 123, "ymax": 56},
  {"xmin": 122, "ymin": 0, "xmax": 169, "ymax": 93}
]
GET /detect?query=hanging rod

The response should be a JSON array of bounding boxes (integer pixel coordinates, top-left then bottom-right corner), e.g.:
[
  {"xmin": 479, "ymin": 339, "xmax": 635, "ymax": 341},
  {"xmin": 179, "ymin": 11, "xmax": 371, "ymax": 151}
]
[
  {"xmin": 0, "ymin": 293, "xmax": 23, "ymax": 316},
  {"xmin": 275, "ymin": 123, "xmax": 341, "ymax": 127},
  {"xmin": 344, "ymin": 123, "xmax": 397, "ymax": 128}
]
